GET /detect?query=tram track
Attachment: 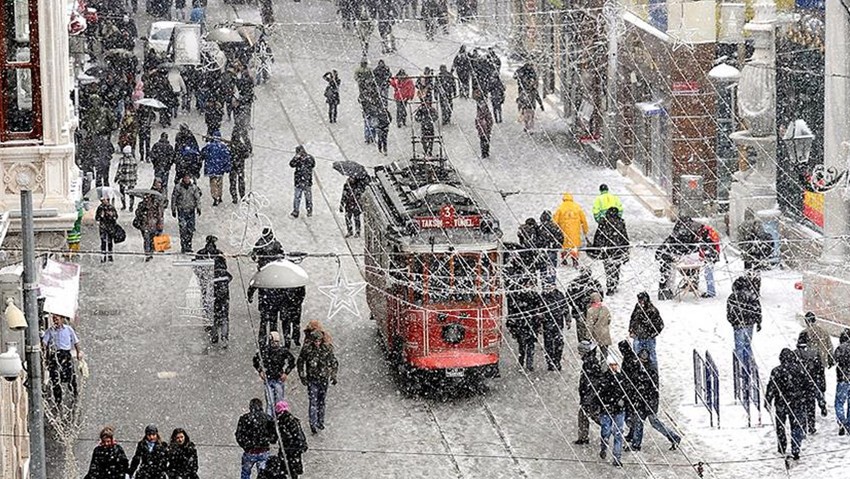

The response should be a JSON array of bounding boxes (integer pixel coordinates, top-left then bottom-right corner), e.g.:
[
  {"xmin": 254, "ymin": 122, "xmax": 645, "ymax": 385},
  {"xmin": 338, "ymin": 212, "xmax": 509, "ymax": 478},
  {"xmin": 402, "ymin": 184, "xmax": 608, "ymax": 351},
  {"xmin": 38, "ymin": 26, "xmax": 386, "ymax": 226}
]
[{"xmin": 237, "ymin": 5, "xmax": 531, "ymax": 477}]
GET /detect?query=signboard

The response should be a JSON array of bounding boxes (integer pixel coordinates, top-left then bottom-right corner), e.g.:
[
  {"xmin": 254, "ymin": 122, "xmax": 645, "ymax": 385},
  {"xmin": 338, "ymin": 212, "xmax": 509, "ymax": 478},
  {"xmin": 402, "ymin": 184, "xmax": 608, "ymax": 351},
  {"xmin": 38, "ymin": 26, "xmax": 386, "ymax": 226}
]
[
  {"xmin": 413, "ymin": 205, "xmax": 481, "ymax": 229},
  {"xmin": 672, "ymin": 81, "xmax": 700, "ymax": 95},
  {"xmin": 796, "ymin": 0, "xmax": 824, "ymax": 10},
  {"xmin": 803, "ymin": 190, "xmax": 824, "ymax": 229},
  {"xmin": 173, "ymin": 24, "xmax": 202, "ymax": 66},
  {"xmin": 38, "ymin": 259, "xmax": 81, "ymax": 320}
]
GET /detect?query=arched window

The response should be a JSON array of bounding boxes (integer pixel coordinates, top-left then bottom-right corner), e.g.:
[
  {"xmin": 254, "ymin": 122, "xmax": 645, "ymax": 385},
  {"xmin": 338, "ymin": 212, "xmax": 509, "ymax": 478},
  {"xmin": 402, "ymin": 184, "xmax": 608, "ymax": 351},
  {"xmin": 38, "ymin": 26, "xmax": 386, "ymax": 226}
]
[{"xmin": 0, "ymin": 0, "xmax": 41, "ymax": 141}]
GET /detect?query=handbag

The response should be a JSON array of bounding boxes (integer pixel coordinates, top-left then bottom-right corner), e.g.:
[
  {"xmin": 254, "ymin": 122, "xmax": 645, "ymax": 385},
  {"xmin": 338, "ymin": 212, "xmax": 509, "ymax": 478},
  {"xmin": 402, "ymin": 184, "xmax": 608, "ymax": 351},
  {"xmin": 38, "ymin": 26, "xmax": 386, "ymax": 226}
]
[
  {"xmin": 111, "ymin": 224, "xmax": 126, "ymax": 244},
  {"xmin": 153, "ymin": 234, "xmax": 171, "ymax": 252}
]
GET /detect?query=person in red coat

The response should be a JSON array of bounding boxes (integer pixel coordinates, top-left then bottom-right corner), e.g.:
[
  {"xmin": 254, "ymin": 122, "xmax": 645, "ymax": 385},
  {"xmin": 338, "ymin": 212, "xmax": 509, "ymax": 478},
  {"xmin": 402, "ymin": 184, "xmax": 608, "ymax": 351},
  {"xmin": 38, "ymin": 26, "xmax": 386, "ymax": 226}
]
[{"xmin": 389, "ymin": 69, "xmax": 415, "ymax": 128}]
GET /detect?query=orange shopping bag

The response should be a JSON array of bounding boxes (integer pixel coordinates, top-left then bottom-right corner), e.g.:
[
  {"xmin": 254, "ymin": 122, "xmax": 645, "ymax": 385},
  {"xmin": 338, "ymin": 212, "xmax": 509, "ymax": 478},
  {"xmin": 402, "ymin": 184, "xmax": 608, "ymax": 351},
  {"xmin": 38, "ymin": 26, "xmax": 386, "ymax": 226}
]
[{"xmin": 153, "ymin": 234, "xmax": 171, "ymax": 252}]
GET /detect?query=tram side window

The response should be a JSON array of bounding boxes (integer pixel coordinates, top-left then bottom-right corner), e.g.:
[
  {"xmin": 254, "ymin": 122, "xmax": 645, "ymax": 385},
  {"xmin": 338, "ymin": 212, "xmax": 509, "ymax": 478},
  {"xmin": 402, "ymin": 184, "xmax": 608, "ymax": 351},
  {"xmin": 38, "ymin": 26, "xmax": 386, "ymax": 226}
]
[
  {"xmin": 428, "ymin": 254, "xmax": 451, "ymax": 304},
  {"xmin": 410, "ymin": 256, "xmax": 425, "ymax": 305}
]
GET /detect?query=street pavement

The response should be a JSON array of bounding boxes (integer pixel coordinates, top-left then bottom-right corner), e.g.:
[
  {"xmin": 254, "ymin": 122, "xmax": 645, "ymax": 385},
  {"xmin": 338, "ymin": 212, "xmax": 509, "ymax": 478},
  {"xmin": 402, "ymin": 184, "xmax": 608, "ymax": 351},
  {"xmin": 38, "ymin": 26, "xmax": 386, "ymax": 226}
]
[{"xmin": 55, "ymin": 2, "xmax": 695, "ymax": 479}]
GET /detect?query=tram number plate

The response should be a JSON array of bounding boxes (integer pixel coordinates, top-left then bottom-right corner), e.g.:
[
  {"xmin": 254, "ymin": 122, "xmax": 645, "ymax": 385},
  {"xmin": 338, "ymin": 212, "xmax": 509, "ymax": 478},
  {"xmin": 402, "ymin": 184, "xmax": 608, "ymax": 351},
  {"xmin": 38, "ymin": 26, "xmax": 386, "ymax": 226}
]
[{"xmin": 445, "ymin": 368, "xmax": 464, "ymax": 378}]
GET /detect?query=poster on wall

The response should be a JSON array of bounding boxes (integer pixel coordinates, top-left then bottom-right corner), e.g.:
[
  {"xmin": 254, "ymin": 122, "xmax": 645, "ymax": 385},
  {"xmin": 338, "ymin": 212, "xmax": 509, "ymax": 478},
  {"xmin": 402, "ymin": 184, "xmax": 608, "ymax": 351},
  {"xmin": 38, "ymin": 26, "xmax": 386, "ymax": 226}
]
[{"xmin": 803, "ymin": 190, "xmax": 824, "ymax": 230}]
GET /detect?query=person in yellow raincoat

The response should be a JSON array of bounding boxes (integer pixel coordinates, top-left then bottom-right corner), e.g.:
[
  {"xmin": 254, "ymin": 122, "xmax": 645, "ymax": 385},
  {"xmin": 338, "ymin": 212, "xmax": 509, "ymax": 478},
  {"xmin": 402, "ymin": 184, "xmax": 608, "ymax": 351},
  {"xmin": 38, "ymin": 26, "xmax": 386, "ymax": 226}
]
[{"xmin": 553, "ymin": 193, "xmax": 589, "ymax": 267}]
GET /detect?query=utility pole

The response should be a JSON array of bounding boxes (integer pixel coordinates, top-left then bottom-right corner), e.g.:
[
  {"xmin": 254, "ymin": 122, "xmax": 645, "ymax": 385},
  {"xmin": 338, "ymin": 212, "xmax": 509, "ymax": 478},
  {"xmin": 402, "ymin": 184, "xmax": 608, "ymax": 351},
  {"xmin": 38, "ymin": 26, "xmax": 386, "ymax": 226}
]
[
  {"xmin": 603, "ymin": 0, "xmax": 622, "ymax": 168},
  {"xmin": 21, "ymin": 190, "xmax": 47, "ymax": 479},
  {"xmin": 822, "ymin": 0, "xmax": 850, "ymax": 264}
]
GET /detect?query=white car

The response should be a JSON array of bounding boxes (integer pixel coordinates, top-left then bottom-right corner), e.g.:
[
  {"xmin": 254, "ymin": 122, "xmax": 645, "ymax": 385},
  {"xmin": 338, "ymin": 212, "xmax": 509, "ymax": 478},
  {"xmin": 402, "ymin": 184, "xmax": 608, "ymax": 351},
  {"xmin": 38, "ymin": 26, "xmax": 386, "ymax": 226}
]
[{"xmin": 147, "ymin": 21, "xmax": 184, "ymax": 54}]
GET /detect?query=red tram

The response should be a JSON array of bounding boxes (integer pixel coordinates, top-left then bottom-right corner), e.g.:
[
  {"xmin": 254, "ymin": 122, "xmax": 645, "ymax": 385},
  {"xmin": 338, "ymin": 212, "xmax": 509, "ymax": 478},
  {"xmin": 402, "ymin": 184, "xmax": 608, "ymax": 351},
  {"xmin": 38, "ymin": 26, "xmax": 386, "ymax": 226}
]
[{"xmin": 362, "ymin": 156, "xmax": 504, "ymax": 384}]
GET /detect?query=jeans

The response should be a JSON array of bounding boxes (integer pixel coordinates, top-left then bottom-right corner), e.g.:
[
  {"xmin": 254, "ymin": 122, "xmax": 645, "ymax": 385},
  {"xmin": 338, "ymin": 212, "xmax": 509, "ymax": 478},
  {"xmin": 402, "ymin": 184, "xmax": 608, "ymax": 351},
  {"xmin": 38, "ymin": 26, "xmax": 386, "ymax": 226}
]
[
  {"xmin": 603, "ymin": 259, "xmax": 622, "ymax": 293},
  {"xmin": 155, "ymin": 169, "xmax": 170, "ymax": 187},
  {"xmin": 99, "ymin": 227, "xmax": 114, "ymax": 259},
  {"xmin": 734, "ymin": 326, "xmax": 754, "ymax": 371},
  {"xmin": 396, "ymin": 100, "xmax": 407, "ymax": 126},
  {"xmin": 177, "ymin": 210, "xmax": 196, "ymax": 253},
  {"xmin": 704, "ymin": 262, "xmax": 716, "ymax": 297},
  {"xmin": 363, "ymin": 117, "xmax": 375, "ymax": 143},
  {"xmin": 632, "ymin": 337, "xmax": 657, "ymax": 369},
  {"xmin": 518, "ymin": 336, "xmax": 535, "ymax": 369},
  {"xmin": 258, "ymin": 307, "xmax": 279, "ymax": 346},
  {"xmin": 492, "ymin": 100, "xmax": 502, "ymax": 123},
  {"xmin": 308, "ymin": 380, "xmax": 329, "ymax": 428},
  {"xmin": 142, "ymin": 230, "xmax": 156, "ymax": 257},
  {"xmin": 265, "ymin": 379, "xmax": 285, "ymax": 416},
  {"xmin": 240, "ymin": 450, "xmax": 269, "ymax": 479},
  {"xmin": 600, "ymin": 411, "xmax": 626, "ymax": 461},
  {"xmin": 345, "ymin": 211, "xmax": 361, "ymax": 235},
  {"xmin": 47, "ymin": 350, "xmax": 78, "ymax": 405},
  {"xmin": 293, "ymin": 186, "xmax": 313, "ymax": 215},
  {"xmin": 836, "ymin": 382, "xmax": 850, "ymax": 431},
  {"xmin": 328, "ymin": 102, "xmax": 338, "ymax": 123},
  {"xmin": 230, "ymin": 169, "xmax": 246, "ymax": 202},
  {"xmin": 543, "ymin": 325, "xmax": 563, "ymax": 370},
  {"xmin": 775, "ymin": 407, "xmax": 806, "ymax": 455},
  {"xmin": 630, "ymin": 413, "xmax": 680, "ymax": 448}
]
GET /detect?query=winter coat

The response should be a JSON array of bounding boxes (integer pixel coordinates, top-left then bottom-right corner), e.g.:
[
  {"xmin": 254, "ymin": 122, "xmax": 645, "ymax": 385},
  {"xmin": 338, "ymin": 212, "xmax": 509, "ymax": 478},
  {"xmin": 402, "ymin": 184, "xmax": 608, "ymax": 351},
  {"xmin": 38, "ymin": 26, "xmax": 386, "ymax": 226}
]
[
  {"xmin": 373, "ymin": 64, "xmax": 392, "ymax": 90},
  {"xmin": 552, "ymin": 193, "xmax": 589, "ymax": 249},
  {"xmin": 390, "ymin": 76, "xmax": 415, "ymax": 101},
  {"xmin": 490, "ymin": 76, "xmax": 505, "ymax": 105},
  {"xmin": 230, "ymin": 137, "xmax": 252, "ymax": 174},
  {"xmin": 628, "ymin": 300, "xmax": 664, "ymax": 340},
  {"xmin": 697, "ymin": 224, "xmax": 721, "ymax": 263},
  {"xmin": 579, "ymin": 351, "xmax": 603, "ymax": 414},
  {"xmin": 290, "ymin": 153, "xmax": 315, "ymax": 188},
  {"xmin": 622, "ymin": 346, "xmax": 660, "ymax": 419},
  {"xmin": 567, "ymin": 273, "xmax": 603, "ymax": 340},
  {"xmin": 475, "ymin": 100, "xmax": 493, "ymax": 139},
  {"xmin": 95, "ymin": 203, "xmax": 119, "ymax": 229},
  {"xmin": 115, "ymin": 154, "xmax": 138, "ymax": 188},
  {"xmin": 275, "ymin": 412, "xmax": 308, "ymax": 476},
  {"xmin": 174, "ymin": 128, "xmax": 199, "ymax": 156},
  {"xmin": 201, "ymin": 138, "xmax": 232, "ymax": 177},
  {"xmin": 585, "ymin": 293, "xmax": 611, "ymax": 347},
  {"xmin": 738, "ymin": 208, "xmax": 772, "ymax": 267},
  {"xmin": 541, "ymin": 288, "xmax": 569, "ymax": 331},
  {"xmin": 118, "ymin": 114, "xmax": 138, "ymax": 150},
  {"xmin": 84, "ymin": 443, "xmax": 129, "ymax": 479},
  {"xmin": 171, "ymin": 181, "xmax": 202, "ymax": 214},
  {"xmin": 128, "ymin": 439, "xmax": 169, "ymax": 479},
  {"xmin": 166, "ymin": 438, "xmax": 198, "ymax": 479},
  {"xmin": 235, "ymin": 408, "xmax": 278, "ymax": 452},
  {"xmin": 795, "ymin": 345, "xmax": 825, "ymax": 398},
  {"xmin": 252, "ymin": 232, "xmax": 285, "ymax": 269},
  {"xmin": 134, "ymin": 198, "xmax": 163, "ymax": 233},
  {"xmin": 656, "ymin": 224, "xmax": 700, "ymax": 264},
  {"xmin": 83, "ymin": 95, "xmax": 115, "ymax": 136},
  {"xmin": 596, "ymin": 367, "xmax": 627, "ymax": 415},
  {"xmin": 452, "ymin": 49, "xmax": 472, "ymax": 76},
  {"xmin": 340, "ymin": 181, "xmax": 362, "ymax": 214},
  {"xmin": 835, "ymin": 330, "xmax": 850, "ymax": 383},
  {"xmin": 538, "ymin": 214, "xmax": 564, "ymax": 251},
  {"xmin": 591, "ymin": 208, "xmax": 630, "ymax": 262},
  {"xmin": 726, "ymin": 276, "xmax": 761, "ymax": 330},
  {"xmin": 414, "ymin": 104, "xmax": 438, "ymax": 131},
  {"xmin": 591, "ymin": 191, "xmax": 624, "ymax": 222},
  {"xmin": 806, "ymin": 323, "xmax": 834, "ymax": 368},
  {"xmin": 437, "ymin": 70, "xmax": 456, "ymax": 103},
  {"xmin": 323, "ymin": 73, "xmax": 341, "ymax": 105},
  {"xmin": 90, "ymin": 135, "xmax": 114, "ymax": 172},
  {"xmin": 253, "ymin": 344, "xmax": 297, "ymax": 380},
  {"xmin": 506, "ymin": 290, "xmax": 542, "ymax": 342},
  {"xmin": 150, "ymin": 138, "xmax": 174, "ymax": 175},
  {"xmin": 297, "ymin": 340, "xmax": 338, "ymax": 383},
  {"xmin": 766, "ymin": 348, "xmax": 808, "ymax": 414},
  {"xmin": 176, "ymin": 147, "xmax": 202, "ymax": 180}
]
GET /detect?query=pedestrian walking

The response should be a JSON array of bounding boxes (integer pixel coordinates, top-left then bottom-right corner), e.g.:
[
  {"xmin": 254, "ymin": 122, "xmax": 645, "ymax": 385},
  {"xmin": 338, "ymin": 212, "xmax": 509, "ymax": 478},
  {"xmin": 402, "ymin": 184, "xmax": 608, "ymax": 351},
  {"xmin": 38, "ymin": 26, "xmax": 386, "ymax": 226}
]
[
  {"xmin": 281, "ymin": 287, "xmax": 307, "ymax": 347},
  {"xmin": 591, "ymin": 184, "xmax": 624, "ymax": 222},
  {"xmin": 133, "ymin": 194, "xmax": 163, "ymax": 261},
  {"xmin": 251, "ymin": 227, "xmax": 285, "ymax": 269},
  {"xmin": 506, "ymin": 276, "xmax": 541, "ymax": 371},
  {"xmin": 624, "ymin": 346, "xmax": 681, "ymax": 451},
  {"xmin": 340, "ymin": 177, "xmax": 362, "ymax": 237},
  {"xmin": 171, "ymin": 174, "xmax": 202, "ymax": 253},
  {"xmin": 84, "ymin": 426, "xmax": 129, "ymax": 479},
  {"xmin": 696, "ymin": 221, "xmax": 720, "ymax": 297},
  {"xmin": 567, "ymin": 267, "xmax": 603, "ymax": 344},
  {"xmin": 490, "ymin": 74, "xmax": 505, "ymax": 123},
  {"xmin": 804, "ymin": 312, "xmax": 835, "ymax": 369},
  {"xmin": 289, "ymin": 145, "xmax": 315, "ymax": 218},
  {"xmin": 128, "ymin": 425, "xmax": 169, "ymax": 479},
  {"xmin": 175, "ymin": 124, "xmax": 199, "ymax": 159},
  {"xmin": 115, "ymin": 146, "xmax": 139, "ymax": 211},
  {"xmin": 628, "ymin": 292, "xmax": 663, "ymax": 369},
  {"xmin": 42, "ymin": 314, "xmax": 82, "ymax": 405},
  {"xmin": 248, "ymin": 283, "xmax": 284, "ymax": 346},
  {"xmin": 323, "ymin": 70, "xmax": 341, "ymax": 123},
  {"xmin": 374, "ymin": 59, "xmax": 392, "ymax": 108},
  {"xmin": 452, "ymin": 45, "xmax": 472, "ymax": 98},
  {"xmin": 118, "ymin": 110, "xmax": 138, "ymax": 157},
  {"xmin": 738, "ymin": 207, "xmax": 772, "ymax": 271},
  {"xmin": 537, "ymin": 210, "xmax": 564, "ymax": 283},
  {"xmin": 834, "ymin": 329, "xmax": 850, "ymax": 435},
  {"xmin": 136, "ymin": 105, "xmax": 155, "ymax": 163},
  {"xmin": 167, "ymin": 428, "xmax": 198, "ymax": 479},
  {"xmin": 590, "ymin": 207, "xmax": 630, "ymax": 295},
  {"xmin": 552, "ymin": 192, "xmax": 589, "ymax": 267},
  {"xmin": 586, "ymin": 292, "xmax": 612, "ymax": 358},
  {"xmin": 795, "ymin": 331, "xmax": 826, "ymax": 435},
  {"xmin": 598, "ymin": 356, "xmax": 627, "ymax": 467},
  {"xmin": 541, "ymin": 282, "xmax": 569, "ymax": 371},
  {"xmin": 414, "ymin": 101, "xmax": 438, "ymax": 156},
  {"xmin": 389, "ymin": 69, "xmax": 414, "ymax": 128},
  {"xmin": 272, "ymin": 401, "xmax": 308, "ymax": 479},
  {"xmin": 575, "ymin": 340, "xmax": 602, "ymax": 445},
  {"xmin": 727, "ymin": 275, "xmax": 762, "ymax": 371},
  {"xmin": 254, "ymin": 332, "xmax": 297, "ymax": 416},
  {"xmin": 297, "ymin": 322, "xmax": 339, "ymax": 434},
  {"xmin": 176, "ymin": 146, "xmax": 202, "ymax": 183},
  {"xmin": 473, "ymin": 88, "xmax": 493, "ymax": 159},
  {"xmin": 92, "ymin": 134, "xmax": 114, "ymax": 188},
  {"xmin": 230, "ymin": 129, "xmax": 251, "ymax": 203},
  {"xmin": 437, "ymin": 64, "xmax": 456, "ymax": 125},
  {"xmin": 766, "ymin": 348, "xmax": 808, "ymax": 460},
  {"xmin": 235, "ymin": 398, "xmax": 278, "ymax": 479},
  {"xmin": 150, "ymin": 132, "xmax": 175, "ymax": 186},
  {"xmin": 201, "ymin": 131, "xmax": 232, "ymax": 206},
  {"xmin": 375, "ymin": 107, "xmax": 392, "ymax": 155},
  {"xmin": 95, "ymin": 195, "xmax": 119, "ymax": 262},
  {"xmin": 196, "ymin": 235, "xmax": 232, "ymax": 346}
]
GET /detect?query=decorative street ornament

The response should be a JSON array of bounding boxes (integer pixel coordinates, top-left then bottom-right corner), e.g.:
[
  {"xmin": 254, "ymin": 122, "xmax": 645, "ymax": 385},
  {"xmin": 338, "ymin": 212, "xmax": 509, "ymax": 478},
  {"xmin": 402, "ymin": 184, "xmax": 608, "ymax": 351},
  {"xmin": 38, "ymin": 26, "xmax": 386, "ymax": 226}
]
[
  {"xmin": 228, "ymin": 191, "xmax": 273, "ymax": 251},
  {"xmin": 318, "ymin": 262, "xmax": 366, "ymax": 320}
]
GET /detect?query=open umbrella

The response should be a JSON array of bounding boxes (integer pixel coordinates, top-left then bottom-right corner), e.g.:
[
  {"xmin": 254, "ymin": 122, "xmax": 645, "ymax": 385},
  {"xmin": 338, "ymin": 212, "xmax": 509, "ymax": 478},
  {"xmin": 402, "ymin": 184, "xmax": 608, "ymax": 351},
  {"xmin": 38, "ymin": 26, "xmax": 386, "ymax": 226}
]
[
  {"xmin": 134, "ymin": 98, "xmax": 167, "ymax": 109},
  {"xmin": 333, "ymin": 160, "xmax": 369, "ymax": 179},
  {"xmin": 127, "ymin": 188, "xmax": 165, "ymax": 199},
  {"xmin": 84, "ymin": 66, "xmax": 108, "ymax": 79},
  {"xmin": 205, "ymin": 27, "xmax": 246, "ymax": 44},
  {"xmin": 104, "ymin": 48, "xmax": 136, "ymax": 58},
  {"xmin": 249, "ymin": 260, "xmax": 309, "ymax": 289}
]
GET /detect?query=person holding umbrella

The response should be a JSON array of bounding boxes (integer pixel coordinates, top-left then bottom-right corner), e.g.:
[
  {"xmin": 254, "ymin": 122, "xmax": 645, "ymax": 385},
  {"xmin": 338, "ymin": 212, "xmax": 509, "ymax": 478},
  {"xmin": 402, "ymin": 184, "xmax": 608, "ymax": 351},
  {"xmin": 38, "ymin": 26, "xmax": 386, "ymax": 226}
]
[
  {"xmin": 339, "ymin": 177, "xmax": 362, "ymax": 238},
  {"xmin": 132, "ymin": 191, "xmax": 165, "ymax": 262}
]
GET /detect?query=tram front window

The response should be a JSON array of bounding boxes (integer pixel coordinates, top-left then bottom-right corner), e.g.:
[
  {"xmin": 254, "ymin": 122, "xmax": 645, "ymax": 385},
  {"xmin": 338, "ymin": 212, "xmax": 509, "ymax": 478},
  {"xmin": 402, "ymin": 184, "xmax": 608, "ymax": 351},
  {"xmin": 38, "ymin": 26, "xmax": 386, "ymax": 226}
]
[{"xmin": 425, "ymin": 253, "xmax": 481, "ymax": 304}]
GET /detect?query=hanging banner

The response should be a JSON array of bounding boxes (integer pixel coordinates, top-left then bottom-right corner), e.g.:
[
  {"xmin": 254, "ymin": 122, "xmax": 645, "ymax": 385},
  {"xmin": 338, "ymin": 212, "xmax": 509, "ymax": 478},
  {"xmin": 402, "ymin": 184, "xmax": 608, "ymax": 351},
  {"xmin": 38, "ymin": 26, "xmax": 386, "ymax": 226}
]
[
  {"xmin": 803, "ymin": 190, "xmax": 824, "ymax": 230},
  {"xmin": 38, "ymin": 259, "xmax": 81, "ymax": 320}
]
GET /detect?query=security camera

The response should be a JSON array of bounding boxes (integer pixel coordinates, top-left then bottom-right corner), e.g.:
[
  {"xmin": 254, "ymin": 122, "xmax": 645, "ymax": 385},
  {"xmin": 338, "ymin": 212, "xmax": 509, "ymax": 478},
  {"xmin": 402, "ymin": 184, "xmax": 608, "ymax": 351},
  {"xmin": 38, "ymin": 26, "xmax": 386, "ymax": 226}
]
[
  {"xmin": 0, "ymin": 343, "xmax": 23, "ymax": 381},
  {"xmin": 5, "ymin": 298, "xmax": 27, "ymax": 331}
]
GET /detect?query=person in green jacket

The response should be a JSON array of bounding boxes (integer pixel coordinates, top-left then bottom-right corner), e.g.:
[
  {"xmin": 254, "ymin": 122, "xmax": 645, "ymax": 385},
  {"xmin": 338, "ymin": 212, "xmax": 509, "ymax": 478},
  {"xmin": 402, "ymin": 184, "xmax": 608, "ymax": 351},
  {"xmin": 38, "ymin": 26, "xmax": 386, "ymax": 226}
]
[{"xmin": 592, "ymin": 184, "xmax": 624, "ymax": 222}]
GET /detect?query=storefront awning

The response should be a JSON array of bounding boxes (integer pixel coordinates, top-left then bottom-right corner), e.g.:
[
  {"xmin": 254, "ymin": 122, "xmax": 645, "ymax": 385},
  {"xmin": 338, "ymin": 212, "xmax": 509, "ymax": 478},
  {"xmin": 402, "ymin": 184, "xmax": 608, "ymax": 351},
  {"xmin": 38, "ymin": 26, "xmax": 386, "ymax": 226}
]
[{"xmin": 636, "ymin": 101, "xmax": 665, "ymax": 116}]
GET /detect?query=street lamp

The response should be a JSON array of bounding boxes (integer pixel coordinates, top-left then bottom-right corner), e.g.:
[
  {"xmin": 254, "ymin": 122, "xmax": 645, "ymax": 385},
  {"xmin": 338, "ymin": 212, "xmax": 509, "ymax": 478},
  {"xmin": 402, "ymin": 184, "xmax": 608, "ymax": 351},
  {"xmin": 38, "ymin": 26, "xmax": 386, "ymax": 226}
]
[{"xmin": 782, "ymin": 119, "xmax": 815, "ymax": 165}]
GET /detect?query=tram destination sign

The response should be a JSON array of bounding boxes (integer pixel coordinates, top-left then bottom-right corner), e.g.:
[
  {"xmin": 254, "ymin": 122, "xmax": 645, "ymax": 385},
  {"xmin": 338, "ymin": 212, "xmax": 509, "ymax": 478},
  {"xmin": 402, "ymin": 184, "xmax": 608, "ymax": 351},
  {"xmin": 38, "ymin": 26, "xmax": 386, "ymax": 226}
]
[{"xmin": 413, "ymin": 205, "xmax": 481, "ymax": 229}]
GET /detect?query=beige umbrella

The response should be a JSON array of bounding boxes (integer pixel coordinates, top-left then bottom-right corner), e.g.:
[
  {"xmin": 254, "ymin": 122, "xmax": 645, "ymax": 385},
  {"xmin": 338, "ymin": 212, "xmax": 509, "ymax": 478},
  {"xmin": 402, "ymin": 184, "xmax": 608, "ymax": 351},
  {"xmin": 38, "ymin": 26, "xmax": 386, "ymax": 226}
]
[{"xmin": 249, "ymin": 260, "xmax": 309, "ymax": 289}]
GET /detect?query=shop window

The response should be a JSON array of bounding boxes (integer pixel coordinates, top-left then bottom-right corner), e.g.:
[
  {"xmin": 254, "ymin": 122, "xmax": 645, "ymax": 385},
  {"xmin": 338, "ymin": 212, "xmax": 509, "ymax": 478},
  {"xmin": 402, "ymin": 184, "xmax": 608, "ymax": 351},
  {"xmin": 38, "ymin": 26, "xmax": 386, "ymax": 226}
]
[{"xmin": 0, "ymin": 0, "xmax": 41, "ymax": 141}]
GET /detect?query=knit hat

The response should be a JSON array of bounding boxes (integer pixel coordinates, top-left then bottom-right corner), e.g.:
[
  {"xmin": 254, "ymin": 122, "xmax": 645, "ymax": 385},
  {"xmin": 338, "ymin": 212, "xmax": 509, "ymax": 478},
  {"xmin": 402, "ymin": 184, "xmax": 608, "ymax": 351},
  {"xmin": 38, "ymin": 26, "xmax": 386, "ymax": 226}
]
[
  {"xmin": 797, "ymin": 331, "xmax": 810, "ymax": 347},
  {"xmin": 599, "ymin": 183, "xmax": 609, "ymax": 192},
  {"xmin": 274, "ymin": 401, "xmax": 290, "ymax": 415},
  {"xmin": 637, "ymin": 291, "xmax": 650, "ymax": 302},
  {"xmin": 145, "ymin": 424, "xmax": 158, "ymax": 435},
  {"xmin": 206, "ymin": 235, "xmax": 218, "ymax": 244},
  {"xmin": 577, "ymin": 340, "xmax": 597, "ymax": 355},
  {"xmin": 804, "ymin": 311, "xmax": 817, "ymax": 323}
]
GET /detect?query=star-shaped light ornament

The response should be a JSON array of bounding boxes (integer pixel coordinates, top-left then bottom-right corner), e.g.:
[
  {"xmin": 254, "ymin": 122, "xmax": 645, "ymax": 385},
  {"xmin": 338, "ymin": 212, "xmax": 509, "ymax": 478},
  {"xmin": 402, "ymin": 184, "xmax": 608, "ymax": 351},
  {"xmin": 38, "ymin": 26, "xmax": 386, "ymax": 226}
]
[{"xmin": 318, "ymin": 268, "xmax": 367, "ymax": 320}]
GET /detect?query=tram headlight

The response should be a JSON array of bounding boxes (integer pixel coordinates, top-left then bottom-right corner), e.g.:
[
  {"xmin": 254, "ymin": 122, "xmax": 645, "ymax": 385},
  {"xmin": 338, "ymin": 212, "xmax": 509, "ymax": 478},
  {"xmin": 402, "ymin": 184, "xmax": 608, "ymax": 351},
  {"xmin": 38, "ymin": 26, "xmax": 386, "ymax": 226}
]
[{"xmin": 441, "ymin": 323, "xmax": 465, "ymax": 344}]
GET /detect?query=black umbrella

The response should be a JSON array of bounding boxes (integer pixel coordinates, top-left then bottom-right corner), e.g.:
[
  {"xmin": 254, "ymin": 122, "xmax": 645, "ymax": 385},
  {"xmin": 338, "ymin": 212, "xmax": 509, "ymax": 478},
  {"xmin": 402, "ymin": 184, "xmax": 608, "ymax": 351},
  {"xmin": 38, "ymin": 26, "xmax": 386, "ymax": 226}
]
[
  {"xmin": 84, "ymin": 66, "xmax": 109, "ymax": 79},
  {"xmin": 333, "ymin": 160, "xmax": 368, "ymax": 179}
]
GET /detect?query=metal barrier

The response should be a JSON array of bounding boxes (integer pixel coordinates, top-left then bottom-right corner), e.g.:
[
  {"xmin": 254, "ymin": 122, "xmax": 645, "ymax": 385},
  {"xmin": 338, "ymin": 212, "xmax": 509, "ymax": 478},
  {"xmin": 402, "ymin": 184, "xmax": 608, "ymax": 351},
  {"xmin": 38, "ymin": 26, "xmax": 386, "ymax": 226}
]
[
  {"xmin": 693, "ymin": 349, "xmax": 721, "ymax": 427},
  {"xmin": 733, "ymin": 353, "xmax": 762, "ymax": 427}
]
